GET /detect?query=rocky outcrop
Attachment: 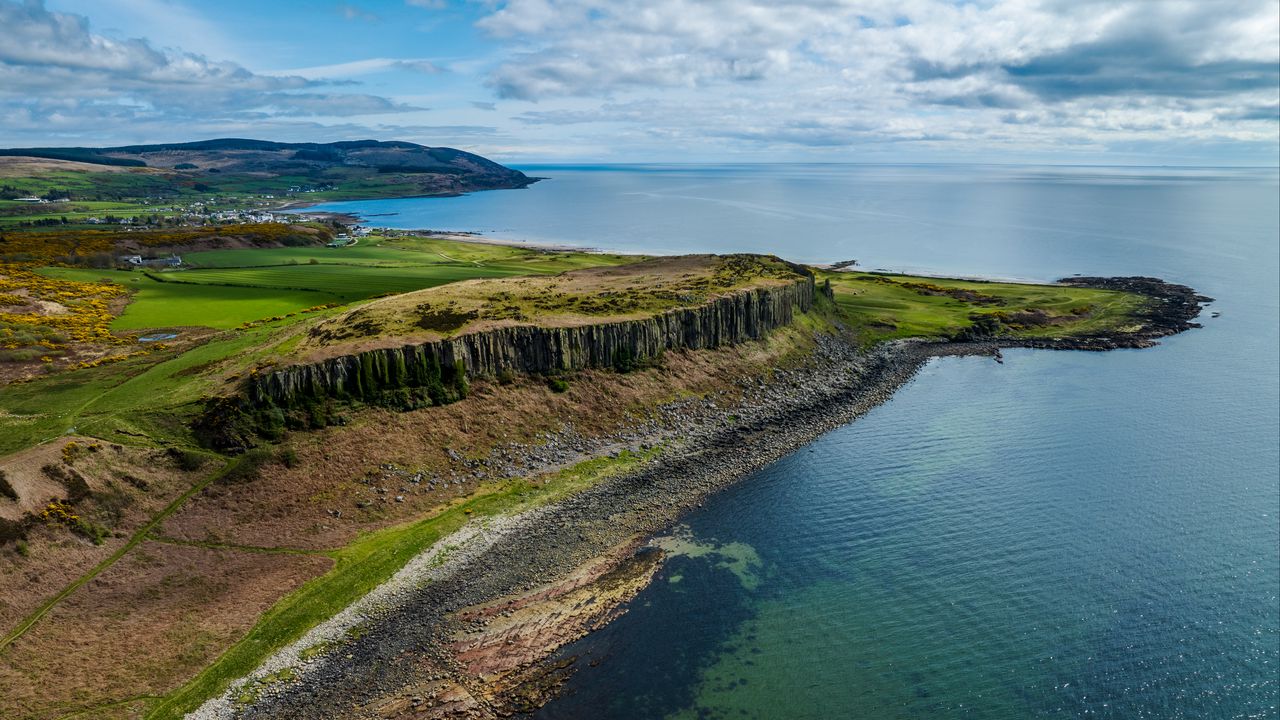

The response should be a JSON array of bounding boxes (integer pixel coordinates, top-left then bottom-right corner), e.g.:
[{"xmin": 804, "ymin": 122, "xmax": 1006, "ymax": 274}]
[
  {"xmin": 247, "ymin": 278, "xmax": 814, "ymax": 410},
  {"xmin": 1059, "ymin": 276, "xmax": 1212, "ymax": 342}
]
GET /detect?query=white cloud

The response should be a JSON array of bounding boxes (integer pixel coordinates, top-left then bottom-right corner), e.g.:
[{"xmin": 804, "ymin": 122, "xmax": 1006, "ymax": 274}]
[
  {"xmin": 0, "ymin": 0, "xmax": 426, "ymax": 145},
  {"xmin": 476, "ymin": 0, "xmax": 1279, "ymax": 158}
]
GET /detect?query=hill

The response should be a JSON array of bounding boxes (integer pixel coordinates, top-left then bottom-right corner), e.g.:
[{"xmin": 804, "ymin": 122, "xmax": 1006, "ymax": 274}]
[
  {"xmin": 0, "ymin": 139, "xmax": 535, "ymax": 211},
  {"xmin": 0, "ymin": 138, "xmax": 532, "ymax": 188}
]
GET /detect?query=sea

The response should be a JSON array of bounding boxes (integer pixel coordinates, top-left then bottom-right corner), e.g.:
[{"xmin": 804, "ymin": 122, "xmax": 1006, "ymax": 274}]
[{"xmin": 308, "ymin": 164, "xmax": 1279, "ymax": 719}]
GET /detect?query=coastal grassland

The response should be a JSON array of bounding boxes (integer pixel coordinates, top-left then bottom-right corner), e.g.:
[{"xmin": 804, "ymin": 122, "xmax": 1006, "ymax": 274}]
[
  {"xmin": 822, "ymin": 271, "xmax": 1151, "ymax": 345},
  {"xmin": 142, "ymin": 307, "xmax": 838, "ymax": 718},
  {"xmin": 148, "ymin": 447, "xmax": 659, "ymax": 720},
  {"xmin": 0, "ymin": 309, "xmax": 343, "ymax": 456},
  {"xmin": 30, "ymin": 237, "xmax": 643, "ymax": 330},
  {"xmin": 179, "ymin": 235, "xmax": 637, "ymax": 270},
  {"xmin": 0, "ymin": 237, "xmax": 637, "ymax": 386},
  {"xmin": 172, "ymin": 235, "xmax": 641, "ymax": 301},
  {"xmin": 371, "ymin": 234, "xmax": 642, "ymax": 272},
  {"xmin": 1, "ymin": 238, "xmax": 644, "ymax": 450},
  {"xmin": 38, "ymin": 267, "xmax": 336, "ymax": 329}
]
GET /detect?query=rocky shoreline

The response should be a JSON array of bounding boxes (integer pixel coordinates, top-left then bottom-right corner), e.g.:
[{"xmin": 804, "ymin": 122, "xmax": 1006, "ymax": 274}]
[{"xmin": 205, "ymin": 277, "xmax": 1207, "ymax": 720}]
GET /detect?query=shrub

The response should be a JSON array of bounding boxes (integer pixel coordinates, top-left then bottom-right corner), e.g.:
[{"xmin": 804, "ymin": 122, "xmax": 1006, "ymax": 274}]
[
  {"xmin": 952, "ymin": 313, "xmax": 1004, "ymax": 342},
  {"xmin": 612, "ymin": 347, "xmax": 643, "ymax": 373},
  {"xmin": 0, "ymin": 470, "xmax": 16, "ymax": 501},
  {"xmin": 61, "ymin": 441, "xmax": 86, "ymax": 464},
  {"xmin": 168, "ymin": 447, "xmax": 207, "ymax": 472},
  {"xmin": 94, "ymin": 481, "xmax": 133, "ymax": 526},
  {"xmin": 252, "ymin": 407, "xmax": 287, "ymax": 442},
  {"xmin": 117, "ymin": 472, "xmax": 149, "ymax": 491},
  {"xmin": 15, "ymin": 539, "xmax": 29, "ymax": 557},
  {"xmin": 547, "ymin": 377, "xmax": 569, "ymax": 393},
  {"xmin": 42, "ymin": 463, "xmax": 91, "ymax": 501},
  {"xmin": 222, "ymin": 447, "xmax": 273, "ymax": 484},
  {"xmin": 40, "ymin": 501, "xmax": 109, "ymax": 545},
  {"xmin": 0, "ymin": 516, "xmax": 27, "ymax": 544},
  {"xmin": 496, "ymin": 369, "xmax": 516, "ymax": 386},
  {"xmin": 277, "ymin": 447, "xmax": 300, "ymax": 469}
]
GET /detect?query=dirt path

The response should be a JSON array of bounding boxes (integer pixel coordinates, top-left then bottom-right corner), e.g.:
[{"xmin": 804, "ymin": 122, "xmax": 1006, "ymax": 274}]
[{"xmin": 0, "ymin": 455, "xmax": 237, "ymax": 652}]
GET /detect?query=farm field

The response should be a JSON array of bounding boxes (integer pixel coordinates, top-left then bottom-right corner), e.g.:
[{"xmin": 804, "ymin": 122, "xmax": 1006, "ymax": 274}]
[
  {"xmin": 0, "ymin": 301, "xmax": 342, "ymax": 456},
  {"xmin": 149, "ymin": 263, "xmax": 521, "ymax": 302},
  {"xmin": 34, "ymin": 238, "xmax": 642, "ymax": 330},
  {"xmin": 39, "ymin": 267, "xmax": 334, "ymax": 329}
]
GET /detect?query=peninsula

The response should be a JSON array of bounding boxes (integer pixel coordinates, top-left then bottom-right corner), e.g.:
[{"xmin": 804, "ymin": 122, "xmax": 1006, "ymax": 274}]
[{"xmin": 0, "ymin": 146, "xmax": 1209, "ymax": 720}]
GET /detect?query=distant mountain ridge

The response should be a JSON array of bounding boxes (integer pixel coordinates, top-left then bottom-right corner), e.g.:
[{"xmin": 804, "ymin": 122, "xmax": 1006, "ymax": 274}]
[{"xmin": 0, "ymin": 138, "xmax": 533, "ymax": 190}]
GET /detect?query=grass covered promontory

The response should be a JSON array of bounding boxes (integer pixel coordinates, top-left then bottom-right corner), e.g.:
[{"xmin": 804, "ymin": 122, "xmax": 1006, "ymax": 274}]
[{"xmin": 822, "ymin": 270, "xmax": 1151, "ymax": 346}]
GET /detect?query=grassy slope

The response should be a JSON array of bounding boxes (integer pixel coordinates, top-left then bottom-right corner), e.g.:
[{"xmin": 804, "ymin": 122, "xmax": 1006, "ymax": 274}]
[
  {"xmin": 2, "ymin": 250, "xmax": 1152, "ymax": 463},
  {"xmin": 148, "ymin": 448, "xmax": 659, "ymax": 720},
  {"xmin": 138, "ymin": 264, "xmax": 522, "ymax": 302},
  {"xmin": 299, "ymin": 254, "xmax": 804, "ymax": 353},
  {"xmin": 0, "ymin": 319, "xmax": 311, "ymax": 455}
]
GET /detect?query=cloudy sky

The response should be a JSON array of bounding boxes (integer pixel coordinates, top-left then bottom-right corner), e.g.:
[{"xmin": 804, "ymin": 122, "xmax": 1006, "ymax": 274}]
[{"xmin": 2, "ymin": 0, "xmax": 1277, "ymax": 164}]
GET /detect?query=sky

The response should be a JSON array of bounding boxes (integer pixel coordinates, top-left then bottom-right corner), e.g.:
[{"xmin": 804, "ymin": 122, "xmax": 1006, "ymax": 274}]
[{"xmin": 1, "ymin": 0, "xmax": 1277, "ymax": 165}]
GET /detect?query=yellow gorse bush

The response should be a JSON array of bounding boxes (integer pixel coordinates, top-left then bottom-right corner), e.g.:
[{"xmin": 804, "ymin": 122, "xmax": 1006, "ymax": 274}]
[
  {"xmin": 40, "ymin": 500, "xmax": 79, "ymax": 523},
  {"xmin": 0, "ymin": 263, "xmax": 130, "ymax": 354}
]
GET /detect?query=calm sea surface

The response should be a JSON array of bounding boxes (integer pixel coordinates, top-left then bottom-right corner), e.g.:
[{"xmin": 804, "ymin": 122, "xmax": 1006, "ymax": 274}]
[{"xmin": 310, "ymin": 165, "xmax": 1279, "ymax": 719}]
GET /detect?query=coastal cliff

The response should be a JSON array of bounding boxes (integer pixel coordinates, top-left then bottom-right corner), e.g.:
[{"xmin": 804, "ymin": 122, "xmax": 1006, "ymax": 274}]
[
  {"xmin": 248, "ymin": 278, "xmax": 814, "ymax": 408},
  {"xmin": 196, "ymin": 277, "xmax": 815, "ymax": 450}
]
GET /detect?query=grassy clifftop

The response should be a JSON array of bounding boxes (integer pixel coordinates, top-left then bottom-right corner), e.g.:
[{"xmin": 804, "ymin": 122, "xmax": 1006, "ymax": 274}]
[{"xmin": 300, "ymin": 254, "xmax": 806, "ymax": 357}]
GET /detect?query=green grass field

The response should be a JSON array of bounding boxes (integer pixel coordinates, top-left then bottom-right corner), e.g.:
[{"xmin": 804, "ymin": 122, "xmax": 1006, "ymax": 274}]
[
  {"xmin": 3, "ymin": 239, "xmax": 644, "ymax": 453},
  {"xmin": 38, "ymin": 267, "xmax": 334, "ymax": 329},
  {"xmin": 9, "ymin": 251, "xmax": 1153, "ymax": 463},
  {"xmin": 822, "ymin": 271, "xmax": 1148, "ymax": 345},
  {"xmin": 154, "ymin": 263, "xmax": 523, "ymax": 301},
  {"xmin": 182, "ymin": 236, "xmax": 639, "ymax": 273}
]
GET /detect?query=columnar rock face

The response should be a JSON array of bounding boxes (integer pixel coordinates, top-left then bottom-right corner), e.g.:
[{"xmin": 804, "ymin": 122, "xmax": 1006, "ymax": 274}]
[{"xmin": 248, "ymin": 278, "xmax": 814, "ymax": 408}]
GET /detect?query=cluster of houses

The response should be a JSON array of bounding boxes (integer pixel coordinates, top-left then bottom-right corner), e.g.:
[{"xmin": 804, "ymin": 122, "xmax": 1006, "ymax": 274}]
[
  {"xmin": 287, "ymin": 184, "xmax": 335, "ymax": 193},
  {"xmin": 209, "ymin": 209, "xmax": 280, "ymax": 223}
]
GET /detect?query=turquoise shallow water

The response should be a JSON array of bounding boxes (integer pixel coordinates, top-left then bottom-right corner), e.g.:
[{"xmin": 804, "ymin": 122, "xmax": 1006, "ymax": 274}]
[{"xmin": 311, "ymin": 165, "xmax": 1279, "ymax": 719}]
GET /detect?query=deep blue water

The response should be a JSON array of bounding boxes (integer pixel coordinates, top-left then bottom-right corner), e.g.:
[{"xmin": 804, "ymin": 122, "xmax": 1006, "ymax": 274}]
[{"xmin": 311, "ymin": 165, "xmax": 1279, "ymax": 719}]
